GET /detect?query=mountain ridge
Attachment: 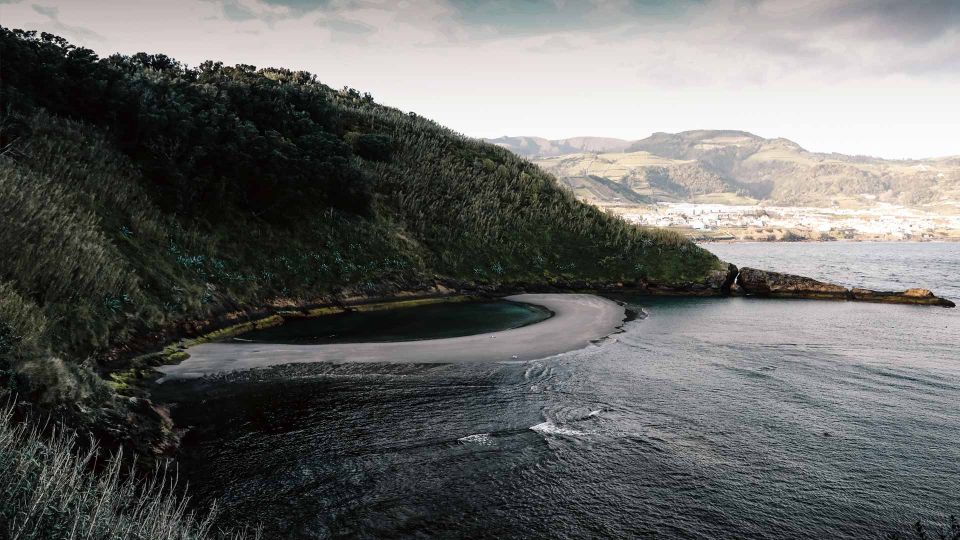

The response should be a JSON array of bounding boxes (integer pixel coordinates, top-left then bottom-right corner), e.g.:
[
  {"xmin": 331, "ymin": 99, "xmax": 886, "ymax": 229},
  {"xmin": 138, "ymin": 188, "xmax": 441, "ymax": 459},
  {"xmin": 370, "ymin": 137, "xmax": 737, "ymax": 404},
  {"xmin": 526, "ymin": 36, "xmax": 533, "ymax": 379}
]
[
  {"xmin": 487, "ymin": 130, "xmax": 960, "ymax": 210},
  {"xmin": 488, "ymin": 130, "xmax": 958, "ymax": 162}
]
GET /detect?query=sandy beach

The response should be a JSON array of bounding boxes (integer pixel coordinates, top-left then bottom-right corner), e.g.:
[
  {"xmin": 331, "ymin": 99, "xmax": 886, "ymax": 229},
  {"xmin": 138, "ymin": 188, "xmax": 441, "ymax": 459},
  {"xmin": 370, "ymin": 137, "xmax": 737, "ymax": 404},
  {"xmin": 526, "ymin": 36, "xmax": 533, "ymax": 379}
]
[{"xmin": 156, "ymin": 294, "xmax": 626, "ymax": 381}]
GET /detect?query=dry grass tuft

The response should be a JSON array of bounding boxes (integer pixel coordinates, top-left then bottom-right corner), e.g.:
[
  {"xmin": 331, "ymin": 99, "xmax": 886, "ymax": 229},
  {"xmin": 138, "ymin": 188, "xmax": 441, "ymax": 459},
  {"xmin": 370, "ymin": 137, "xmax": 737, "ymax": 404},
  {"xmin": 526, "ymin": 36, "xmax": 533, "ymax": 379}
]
[{"xmin": 0, "ymin": 404, "xmax": 259, "ymax": 540}]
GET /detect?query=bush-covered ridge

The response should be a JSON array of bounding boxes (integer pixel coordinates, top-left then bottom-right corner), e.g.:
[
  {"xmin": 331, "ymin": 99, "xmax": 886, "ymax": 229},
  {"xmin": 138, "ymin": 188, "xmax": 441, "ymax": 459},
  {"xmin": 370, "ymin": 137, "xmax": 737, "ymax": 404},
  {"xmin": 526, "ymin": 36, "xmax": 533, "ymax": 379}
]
[{"xmin": 0, "ymin": 28, "xmax": 725, "ymax": 433}]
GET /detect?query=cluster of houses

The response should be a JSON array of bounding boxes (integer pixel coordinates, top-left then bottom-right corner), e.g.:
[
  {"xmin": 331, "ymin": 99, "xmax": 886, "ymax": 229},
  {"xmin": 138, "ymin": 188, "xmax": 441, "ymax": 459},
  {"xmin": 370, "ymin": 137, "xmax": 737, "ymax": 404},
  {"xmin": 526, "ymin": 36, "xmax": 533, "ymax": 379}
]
[{"xmin": 619, "ymin": 203, "xmax": 960, "ymax": 239}]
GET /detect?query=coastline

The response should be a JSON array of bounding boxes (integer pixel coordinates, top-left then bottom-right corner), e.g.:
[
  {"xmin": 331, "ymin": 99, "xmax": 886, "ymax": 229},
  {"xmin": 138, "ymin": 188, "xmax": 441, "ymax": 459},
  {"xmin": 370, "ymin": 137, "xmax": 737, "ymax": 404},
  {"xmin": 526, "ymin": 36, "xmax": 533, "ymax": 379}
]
[
  {"xmin": 97, "ymin": 260, "xmax": 951, "ymax": 456},
  {"xmin": 695, "ymin": 237, "xmax": 960, "ymax": 244},
  {"xmin": 155, "ymin": 294, "xmax": 627, "ymax": 381}
]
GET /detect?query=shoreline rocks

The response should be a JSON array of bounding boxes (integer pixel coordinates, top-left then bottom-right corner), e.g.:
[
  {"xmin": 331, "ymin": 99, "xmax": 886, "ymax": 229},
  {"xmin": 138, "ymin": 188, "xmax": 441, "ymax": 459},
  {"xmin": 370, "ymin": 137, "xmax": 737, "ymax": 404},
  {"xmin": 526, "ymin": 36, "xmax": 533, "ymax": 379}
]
[
  {"xmin": 736, "ymin": 267, "xmax": 955, "ymax": 307},
  {"xmin": 849, "ymin": 287, "xmax": 955, "ymax": 307}
]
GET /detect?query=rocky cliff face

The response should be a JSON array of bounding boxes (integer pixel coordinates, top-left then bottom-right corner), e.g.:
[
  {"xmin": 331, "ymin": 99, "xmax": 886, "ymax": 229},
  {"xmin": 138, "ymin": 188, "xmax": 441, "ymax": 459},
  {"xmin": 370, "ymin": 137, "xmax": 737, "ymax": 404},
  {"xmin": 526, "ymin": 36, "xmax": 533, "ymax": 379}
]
[{"xmin": 736, "ymin": 267, "xmax": 955, "ymax": 307}]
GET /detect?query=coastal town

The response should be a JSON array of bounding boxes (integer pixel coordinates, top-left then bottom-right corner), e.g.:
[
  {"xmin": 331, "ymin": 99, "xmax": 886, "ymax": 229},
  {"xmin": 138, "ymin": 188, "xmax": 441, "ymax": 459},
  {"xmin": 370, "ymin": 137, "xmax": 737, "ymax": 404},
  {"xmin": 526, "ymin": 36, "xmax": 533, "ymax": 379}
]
[{"xmin": 614, "ymin": 203, "xmax": 960, "ymax": 242}]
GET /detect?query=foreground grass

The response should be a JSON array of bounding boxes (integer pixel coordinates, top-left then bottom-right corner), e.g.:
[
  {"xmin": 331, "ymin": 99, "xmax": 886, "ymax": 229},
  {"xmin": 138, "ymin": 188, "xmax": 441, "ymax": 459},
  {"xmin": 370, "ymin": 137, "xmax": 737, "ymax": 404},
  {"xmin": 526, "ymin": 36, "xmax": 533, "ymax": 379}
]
[{"xmin": 0, "ymin": 405, "xmax": 256, "ymax": 540}]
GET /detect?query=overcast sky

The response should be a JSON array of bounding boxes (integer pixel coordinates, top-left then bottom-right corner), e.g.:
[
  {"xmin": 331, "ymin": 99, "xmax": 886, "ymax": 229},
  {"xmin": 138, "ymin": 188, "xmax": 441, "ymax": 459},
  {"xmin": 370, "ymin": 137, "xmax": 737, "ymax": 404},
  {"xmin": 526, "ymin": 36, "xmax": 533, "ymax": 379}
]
[{"xmin": 3, "ymin": 0, "xmax": 958, "ymax": 159}]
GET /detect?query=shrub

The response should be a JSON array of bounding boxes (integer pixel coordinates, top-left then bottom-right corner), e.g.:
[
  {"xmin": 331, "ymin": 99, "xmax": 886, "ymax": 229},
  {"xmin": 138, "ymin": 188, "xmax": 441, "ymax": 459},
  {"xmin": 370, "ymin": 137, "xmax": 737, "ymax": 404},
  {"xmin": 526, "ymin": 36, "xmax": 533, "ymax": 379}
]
[
  {"xmin": 0, "ymin": 404, "xmax": 259, "ymax": 539},
  {"xmin": 347, "ymin": 132, "xmax": 394, "ymax": 162},
  {"xmin": 0, "ymin": 282, "xmax": 47, "ymax": 361}
]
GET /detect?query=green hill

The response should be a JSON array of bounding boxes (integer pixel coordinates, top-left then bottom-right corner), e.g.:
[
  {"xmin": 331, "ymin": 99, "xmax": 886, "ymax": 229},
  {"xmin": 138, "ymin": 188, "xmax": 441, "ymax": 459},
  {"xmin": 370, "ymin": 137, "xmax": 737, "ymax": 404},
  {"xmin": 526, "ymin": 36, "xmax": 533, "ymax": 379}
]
[{"xmin": 0, "ymin": 28, "xmax": 728, "ymax": 448}]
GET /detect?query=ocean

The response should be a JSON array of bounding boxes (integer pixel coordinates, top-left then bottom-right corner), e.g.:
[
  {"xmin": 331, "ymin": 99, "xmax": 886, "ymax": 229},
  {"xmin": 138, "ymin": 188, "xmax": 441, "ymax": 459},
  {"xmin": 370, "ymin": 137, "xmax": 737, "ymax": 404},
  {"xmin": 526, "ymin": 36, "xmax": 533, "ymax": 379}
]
[{"xmin": 156, "ymin": 242, "xmax": 960, "ymax": 539}]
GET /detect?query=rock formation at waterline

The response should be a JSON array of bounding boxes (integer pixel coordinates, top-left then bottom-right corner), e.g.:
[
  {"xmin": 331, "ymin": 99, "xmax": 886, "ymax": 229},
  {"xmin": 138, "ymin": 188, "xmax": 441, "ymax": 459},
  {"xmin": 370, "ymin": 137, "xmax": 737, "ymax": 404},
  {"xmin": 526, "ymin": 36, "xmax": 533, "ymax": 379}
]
[{"xmin": 735, "ymin": 268, "xmax": 955, "ymax": 307}]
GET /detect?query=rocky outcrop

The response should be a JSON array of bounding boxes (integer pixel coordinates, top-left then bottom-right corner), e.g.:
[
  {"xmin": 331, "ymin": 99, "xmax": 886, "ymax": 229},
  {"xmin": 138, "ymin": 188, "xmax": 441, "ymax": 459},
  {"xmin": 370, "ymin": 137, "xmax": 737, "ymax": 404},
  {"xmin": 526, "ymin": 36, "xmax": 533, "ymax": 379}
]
[
  {"xmin": 850, "ymin": 287, "xmax": 955, "ymax": 307},
  {"xmin": 736, "ymin": 267, "xmax": 955, "ymax": 307},
  {"xmin": 736, "ymin": 267, "xmax": 849, "ymax": 299},
  {"xmin": 640, "ymin": 263, "xmax": 739, "ymax": 297}
]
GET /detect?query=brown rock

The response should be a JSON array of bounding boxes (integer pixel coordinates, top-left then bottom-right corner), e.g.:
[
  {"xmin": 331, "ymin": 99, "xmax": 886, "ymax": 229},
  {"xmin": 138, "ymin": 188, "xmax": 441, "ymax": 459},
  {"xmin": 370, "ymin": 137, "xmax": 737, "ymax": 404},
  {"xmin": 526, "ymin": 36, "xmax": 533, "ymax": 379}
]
[
  {"xmin": 736, "ymin": 267, "xmax": 849, "ymax": 299},
  {"xmin": 903, "ymin": 288, "xmax": 934, "ymax": 298},
  {"xmin": 735, "ymin": 269, "xmax": 954, "ymax": 307},
  {"xmin": 850, "ymin": 287, "xmax": 955, "ymax": 307}
]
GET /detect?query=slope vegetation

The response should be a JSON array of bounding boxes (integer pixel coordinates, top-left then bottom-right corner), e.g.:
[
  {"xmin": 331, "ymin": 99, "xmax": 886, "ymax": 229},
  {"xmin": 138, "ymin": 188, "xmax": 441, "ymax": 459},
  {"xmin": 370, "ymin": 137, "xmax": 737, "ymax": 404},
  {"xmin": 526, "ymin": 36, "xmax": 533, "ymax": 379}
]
[{"xmin": 0, "ymin": 29, "xmax": 726, "ymax": 445}]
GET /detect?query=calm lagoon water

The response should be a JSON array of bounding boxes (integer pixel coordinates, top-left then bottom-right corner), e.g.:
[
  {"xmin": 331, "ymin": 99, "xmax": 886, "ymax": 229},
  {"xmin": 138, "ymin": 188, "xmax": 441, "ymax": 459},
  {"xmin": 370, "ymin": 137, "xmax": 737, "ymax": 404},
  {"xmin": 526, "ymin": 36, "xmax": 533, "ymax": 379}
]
[
  {"xmin": 237, "ymin": 300, "xmax": 550, "ymax": 344},
  {"xmin": 158, "ymin": 242, "xmax": 960, "ymax": 539}
]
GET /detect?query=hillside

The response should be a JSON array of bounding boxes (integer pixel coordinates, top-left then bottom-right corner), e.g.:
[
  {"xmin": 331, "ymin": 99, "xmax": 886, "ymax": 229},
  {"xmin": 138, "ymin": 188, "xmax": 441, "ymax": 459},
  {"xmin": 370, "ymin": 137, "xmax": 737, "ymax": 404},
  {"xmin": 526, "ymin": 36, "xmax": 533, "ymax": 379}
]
[
  {"xmin": 0, "ymin": 29, "xmax": 728, "ymax": 449},
  {"xmin": 489, "ymin": 131, "xmax": 960, "ymax": 211}
]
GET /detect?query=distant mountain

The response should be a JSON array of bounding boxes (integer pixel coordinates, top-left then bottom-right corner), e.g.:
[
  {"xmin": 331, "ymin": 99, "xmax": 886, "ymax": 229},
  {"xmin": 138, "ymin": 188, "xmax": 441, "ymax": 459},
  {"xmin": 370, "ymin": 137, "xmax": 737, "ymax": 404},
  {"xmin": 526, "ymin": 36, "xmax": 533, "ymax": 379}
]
[
  {"xmin": 486, "ymin": 136, "xmax": 632, "ymax": 157},
  {"xmin": 488, "ymin": 131, "xmax": 960, "ymax": 211}
]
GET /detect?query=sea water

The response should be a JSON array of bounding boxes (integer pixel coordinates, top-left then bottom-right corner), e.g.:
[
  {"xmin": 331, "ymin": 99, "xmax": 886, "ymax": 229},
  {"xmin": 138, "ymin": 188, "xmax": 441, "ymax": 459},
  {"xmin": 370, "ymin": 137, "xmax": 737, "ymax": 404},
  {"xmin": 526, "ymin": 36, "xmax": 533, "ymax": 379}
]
[{"xmin": 156, "ymin": 242, "xmax": 960, "ymax": 539}]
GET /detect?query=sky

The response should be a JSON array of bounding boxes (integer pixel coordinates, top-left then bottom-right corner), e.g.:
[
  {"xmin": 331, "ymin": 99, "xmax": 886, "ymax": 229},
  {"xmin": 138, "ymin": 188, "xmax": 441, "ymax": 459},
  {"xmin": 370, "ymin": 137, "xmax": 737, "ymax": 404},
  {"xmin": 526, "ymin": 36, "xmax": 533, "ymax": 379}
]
[{"xmin": 2, "ymin": 0, "xmax": 959, "ymax": 159}]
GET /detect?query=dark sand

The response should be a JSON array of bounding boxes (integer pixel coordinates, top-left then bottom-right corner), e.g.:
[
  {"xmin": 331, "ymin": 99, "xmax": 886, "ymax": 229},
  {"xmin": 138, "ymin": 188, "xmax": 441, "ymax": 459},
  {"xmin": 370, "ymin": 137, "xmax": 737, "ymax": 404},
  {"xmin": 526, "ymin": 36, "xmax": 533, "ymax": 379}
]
[{"xmin": 156, "ymin": 294, "xmax": 626, "ymax": 381}]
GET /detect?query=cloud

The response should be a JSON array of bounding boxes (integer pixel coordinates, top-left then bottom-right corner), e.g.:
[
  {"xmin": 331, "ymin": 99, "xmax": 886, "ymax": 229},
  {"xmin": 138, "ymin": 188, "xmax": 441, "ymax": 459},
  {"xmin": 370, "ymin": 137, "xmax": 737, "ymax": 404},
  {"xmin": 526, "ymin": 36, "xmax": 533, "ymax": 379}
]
[
  {"xmin": 207, "ymin": 0, "xmax": 303, "ymax": 22},
  {"xmin": 194, "ymin": 0, "xmax": 960, "ymax": 80},
  {"xmin": 761, "ymin": 0, "xmax": 960, "ymax": 44},
  {"xmin": 216, "ymin": 0, "xmax": 256, "ymax": 21},
  {"xmin": 527, "ymin": 35, "xmax": 577, "ymax": 54},
  {"xmin": 319, "ymin": 17, "xmax": 374, "ymax": 34},
  {"xmin": 593, "ymin": 0, "xmax": 960, "ymax": 81},
  {"xmin": 440, "ymin": 0, "xmax": 699, "ymax": 38},
  {"xmin": 315, "ymin": 14, "xmax": 376, "ymax": 42},
  {"xmin": 1, "ymin": 0, "xmax": 958, "ymax": 158},
  {"xmin": 259, "ymin": 0, "xmax": 331, "ymax": 12},
  {"xmin": 29, "ymin": 3, "xmax": 105, "ymax": 42}
]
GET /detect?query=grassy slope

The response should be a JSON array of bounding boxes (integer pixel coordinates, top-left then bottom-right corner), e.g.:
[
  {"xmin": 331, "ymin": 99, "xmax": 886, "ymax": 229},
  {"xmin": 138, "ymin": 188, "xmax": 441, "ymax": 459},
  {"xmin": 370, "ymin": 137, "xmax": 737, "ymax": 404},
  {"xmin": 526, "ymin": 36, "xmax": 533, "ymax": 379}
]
[{"xmin": 0, "ymin": 30, "xmax": 727, "ymax": 451}]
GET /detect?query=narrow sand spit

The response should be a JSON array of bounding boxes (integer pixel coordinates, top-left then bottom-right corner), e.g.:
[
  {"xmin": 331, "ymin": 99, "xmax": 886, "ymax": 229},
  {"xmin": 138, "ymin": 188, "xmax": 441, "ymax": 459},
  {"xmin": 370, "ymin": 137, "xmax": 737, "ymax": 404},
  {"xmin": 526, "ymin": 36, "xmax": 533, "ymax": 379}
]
[{"xmin": 156, "ymin": 294, "xmax": 625, "ymax": 381}]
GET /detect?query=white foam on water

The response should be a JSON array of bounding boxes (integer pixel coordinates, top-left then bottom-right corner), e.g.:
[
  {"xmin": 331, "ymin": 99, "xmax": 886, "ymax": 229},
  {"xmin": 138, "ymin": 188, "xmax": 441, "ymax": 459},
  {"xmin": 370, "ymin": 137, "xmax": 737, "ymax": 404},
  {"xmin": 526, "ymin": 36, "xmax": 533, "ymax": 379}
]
[
  {"xmin": 530, "ymin": 422, "xmax": 583, "ymax": 437},
  {"xmin": 458, "ymin": 433, "xmax": 495, "ymax": 446}
]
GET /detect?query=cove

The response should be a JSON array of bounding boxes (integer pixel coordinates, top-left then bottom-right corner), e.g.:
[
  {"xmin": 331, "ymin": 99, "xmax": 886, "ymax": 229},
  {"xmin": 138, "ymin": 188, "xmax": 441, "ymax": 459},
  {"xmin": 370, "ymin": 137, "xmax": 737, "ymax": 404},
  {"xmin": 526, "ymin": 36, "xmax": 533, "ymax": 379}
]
[
  {"xmin": 237, "ymin": 299, "xmax": 551, "ymax": 345},
  {"xmin": 155, "ymin": 294, "xmax": 627, "ymax": 381}
]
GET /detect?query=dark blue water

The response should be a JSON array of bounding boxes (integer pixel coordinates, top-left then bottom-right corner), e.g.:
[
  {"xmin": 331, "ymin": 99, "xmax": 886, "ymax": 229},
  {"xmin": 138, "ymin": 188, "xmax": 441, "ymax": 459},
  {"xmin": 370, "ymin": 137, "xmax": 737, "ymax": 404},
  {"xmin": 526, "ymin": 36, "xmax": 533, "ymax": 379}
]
[
  {"xmin": 161, "ymin": 242, "xmax": 960, "ymax": 539},
  {"xmin": 236, "ymin": 300, "xmax": 550, "ymax": 344}
]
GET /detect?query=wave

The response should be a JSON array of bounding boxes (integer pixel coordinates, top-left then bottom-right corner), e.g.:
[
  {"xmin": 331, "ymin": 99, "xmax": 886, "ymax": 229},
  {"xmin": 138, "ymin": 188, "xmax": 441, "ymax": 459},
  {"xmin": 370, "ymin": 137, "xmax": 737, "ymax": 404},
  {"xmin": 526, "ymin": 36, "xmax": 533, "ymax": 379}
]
[
  {"xmin": 458, "ymin": 433, "xmax": 495, "ymax": 446},
  {"xmin": 530, "ymin": 422, "xmax": 583, "ymax": 437}
]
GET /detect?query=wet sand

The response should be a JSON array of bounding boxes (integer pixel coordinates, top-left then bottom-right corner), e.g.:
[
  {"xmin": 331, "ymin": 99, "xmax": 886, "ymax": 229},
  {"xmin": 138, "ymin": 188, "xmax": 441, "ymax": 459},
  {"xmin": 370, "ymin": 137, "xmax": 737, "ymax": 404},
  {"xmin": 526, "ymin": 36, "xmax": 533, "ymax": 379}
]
[{"xmin": 156, "ymin": 294, "xmax": 626, "ymax": 381}]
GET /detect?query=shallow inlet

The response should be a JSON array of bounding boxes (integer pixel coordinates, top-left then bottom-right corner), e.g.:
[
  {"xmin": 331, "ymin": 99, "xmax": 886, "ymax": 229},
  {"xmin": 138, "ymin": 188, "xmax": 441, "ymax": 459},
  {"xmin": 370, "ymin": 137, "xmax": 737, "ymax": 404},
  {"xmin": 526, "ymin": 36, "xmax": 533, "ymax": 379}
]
[
  {"xmin": 156, "ymin": 294, "xmax": 627, "ymax": 381},
  {"xmin": 235, "ymin": 299, "xmax": 551, "ymax": 345}
]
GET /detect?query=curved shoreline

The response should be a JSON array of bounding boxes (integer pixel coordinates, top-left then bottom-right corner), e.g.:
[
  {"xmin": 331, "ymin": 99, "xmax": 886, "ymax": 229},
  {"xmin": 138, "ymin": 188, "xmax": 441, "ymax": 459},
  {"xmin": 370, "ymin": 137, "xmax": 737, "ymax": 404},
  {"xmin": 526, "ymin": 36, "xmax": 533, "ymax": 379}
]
[{"xmin": 156, "ymin": 294, "xmax": 626, "ymax": 382}]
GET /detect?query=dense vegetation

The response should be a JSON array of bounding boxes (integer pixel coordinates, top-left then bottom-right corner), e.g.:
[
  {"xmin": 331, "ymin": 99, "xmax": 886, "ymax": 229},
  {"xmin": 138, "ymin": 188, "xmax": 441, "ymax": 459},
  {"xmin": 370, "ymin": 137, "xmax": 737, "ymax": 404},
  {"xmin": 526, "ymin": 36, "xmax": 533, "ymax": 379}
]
[
  {"xmin": 0, "ymin": 404, "xmax": 258, "ymax": 539},
  {"xmin": 0, "ymin": 28, "xmax": 723, "ymax": 441}
]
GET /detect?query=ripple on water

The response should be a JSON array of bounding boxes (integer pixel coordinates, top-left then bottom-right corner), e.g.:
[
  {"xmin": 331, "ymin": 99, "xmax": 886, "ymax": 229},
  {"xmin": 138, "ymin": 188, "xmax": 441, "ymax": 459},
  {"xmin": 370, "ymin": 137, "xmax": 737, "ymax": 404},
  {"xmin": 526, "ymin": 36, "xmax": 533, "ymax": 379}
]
[{"xmin": 458, "ymin": 433, "xmax": 496, "ymax": 447}]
